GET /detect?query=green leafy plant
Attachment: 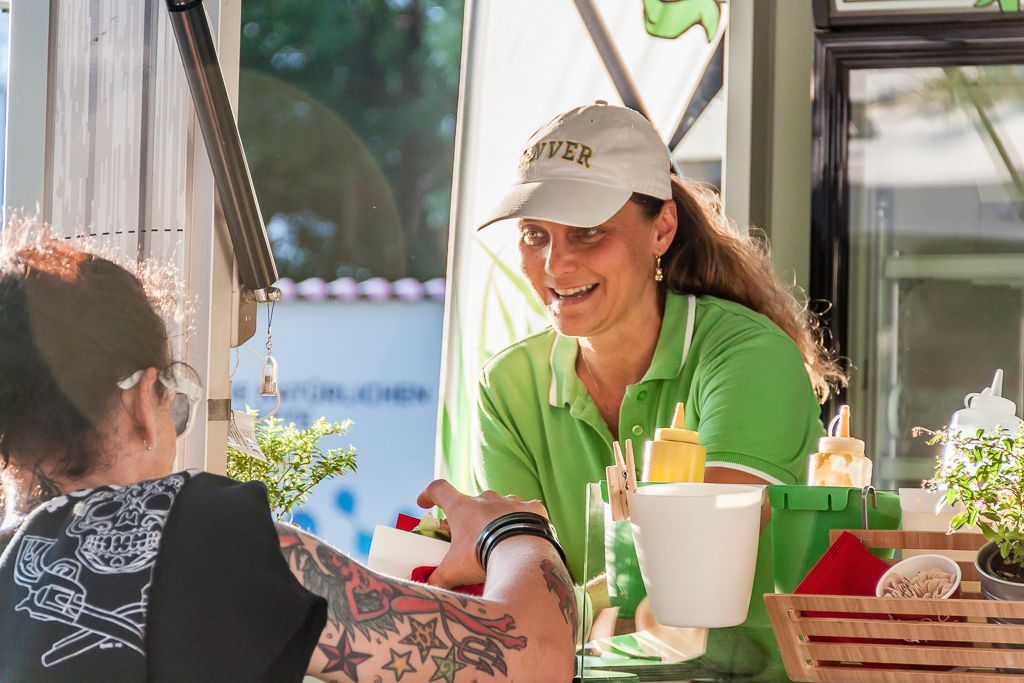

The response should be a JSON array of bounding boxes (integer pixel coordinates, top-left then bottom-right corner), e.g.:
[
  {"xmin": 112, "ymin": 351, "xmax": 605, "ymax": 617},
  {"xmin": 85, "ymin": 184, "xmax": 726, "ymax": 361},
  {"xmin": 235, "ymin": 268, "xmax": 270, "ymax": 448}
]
[
  {"xmin": 227, "ymin": 416, "xmax": 358, "ymax": 520},
  {"xmin": 921, "ymin": 423, "xmax": 1024, "ymax": 572}
]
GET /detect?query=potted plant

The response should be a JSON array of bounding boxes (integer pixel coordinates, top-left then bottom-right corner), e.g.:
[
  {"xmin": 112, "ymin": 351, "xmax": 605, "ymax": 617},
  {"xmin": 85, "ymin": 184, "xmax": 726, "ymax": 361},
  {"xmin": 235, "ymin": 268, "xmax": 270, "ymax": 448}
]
[
  {"xmin": 922, "ymin": 422, "xmax": 1024, "ymax": 608},
  {"xmin": 228, "ymin": 415, "xmax": 357, "ymax": 520}
]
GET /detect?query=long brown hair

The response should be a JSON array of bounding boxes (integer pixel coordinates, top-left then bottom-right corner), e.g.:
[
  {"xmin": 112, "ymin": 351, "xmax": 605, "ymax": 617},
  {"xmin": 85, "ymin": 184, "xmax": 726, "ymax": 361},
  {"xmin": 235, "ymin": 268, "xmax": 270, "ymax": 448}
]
[{"xmin": 635, "ymin": 176, "xmax": 846, "ymax": 402}]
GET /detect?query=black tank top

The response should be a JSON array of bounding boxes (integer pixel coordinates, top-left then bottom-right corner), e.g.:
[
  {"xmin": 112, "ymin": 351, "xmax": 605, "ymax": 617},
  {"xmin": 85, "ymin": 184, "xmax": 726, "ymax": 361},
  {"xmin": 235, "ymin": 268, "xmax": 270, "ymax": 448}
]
[{"xmin": 0, "ymin": 472, "xmax": 325, "ymax": 682}]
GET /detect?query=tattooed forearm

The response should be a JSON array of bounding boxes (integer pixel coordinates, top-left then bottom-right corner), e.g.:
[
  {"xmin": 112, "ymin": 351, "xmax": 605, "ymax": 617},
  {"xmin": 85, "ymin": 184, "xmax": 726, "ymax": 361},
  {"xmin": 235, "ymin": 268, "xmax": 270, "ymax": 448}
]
[
  {"xmin": 541, "ymin": 559, "xmax": 578, "ymax": 639},
  {"xmin": 276, "ymin": 524, "xmax": 528, "ymax": 682}
]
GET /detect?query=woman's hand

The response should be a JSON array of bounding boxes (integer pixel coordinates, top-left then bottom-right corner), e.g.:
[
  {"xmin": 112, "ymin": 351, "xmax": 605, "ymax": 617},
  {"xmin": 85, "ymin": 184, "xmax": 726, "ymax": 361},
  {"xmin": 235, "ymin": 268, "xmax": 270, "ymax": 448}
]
[{"xmin": 417, "ymin": 479, "xmax": 548, "ymax": 589}]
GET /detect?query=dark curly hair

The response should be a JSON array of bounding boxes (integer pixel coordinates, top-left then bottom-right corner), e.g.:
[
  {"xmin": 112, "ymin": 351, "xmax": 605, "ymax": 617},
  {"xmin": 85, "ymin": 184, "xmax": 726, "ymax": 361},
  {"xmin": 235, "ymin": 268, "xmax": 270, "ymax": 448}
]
[{"xmin": 0, "ymin": 238, "xmax": 171, "ymax": 477}]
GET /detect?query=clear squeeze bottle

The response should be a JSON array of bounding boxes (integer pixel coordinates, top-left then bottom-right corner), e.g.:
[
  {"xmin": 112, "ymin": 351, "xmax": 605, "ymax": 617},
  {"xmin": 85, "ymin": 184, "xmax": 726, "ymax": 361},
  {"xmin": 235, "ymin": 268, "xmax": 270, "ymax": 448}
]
[
  {"xmin": 807, "ymin": 405, "xmax": 872, "ymax": 487},
  {"xmin": 641, "ymin": 403, "xmax": 706, "ymax": 482}
]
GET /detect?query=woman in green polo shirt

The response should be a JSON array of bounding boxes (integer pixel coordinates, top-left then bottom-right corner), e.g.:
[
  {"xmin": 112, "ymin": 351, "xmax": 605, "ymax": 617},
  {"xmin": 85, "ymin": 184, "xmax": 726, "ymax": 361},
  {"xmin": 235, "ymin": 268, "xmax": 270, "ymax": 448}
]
[{"xmin": 470, "ymin": 103, "xmax": 844, "ymax": 678}]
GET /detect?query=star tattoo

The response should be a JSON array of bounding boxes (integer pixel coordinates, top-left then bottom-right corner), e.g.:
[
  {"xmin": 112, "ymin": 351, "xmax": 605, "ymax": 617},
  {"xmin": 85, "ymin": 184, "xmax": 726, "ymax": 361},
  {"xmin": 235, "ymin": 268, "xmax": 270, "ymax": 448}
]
[
  {"xmin": 430, "ymin": 646, "xmax": 467, "ymax": 683},
  {"xmin": 400, "ymin": 616, "xmax": 447, "ymax": 662},
  {"xmin": 382, "ymin": 648, "xmax": 417, "ymax": 681},
  {"xmin": 319, "ymin": 638, "xmax": 371, "ymax": 680},
  {"xmin": 275, "ymin": 524, "xmax": 529, "ymax": 680}
]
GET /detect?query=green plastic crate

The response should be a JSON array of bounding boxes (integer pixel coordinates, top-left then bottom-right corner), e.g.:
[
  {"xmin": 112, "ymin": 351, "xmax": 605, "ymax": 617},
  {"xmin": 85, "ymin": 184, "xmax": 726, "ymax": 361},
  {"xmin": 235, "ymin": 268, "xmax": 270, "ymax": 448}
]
[{"xmin": 768, "ymin": 485, "xmax": 902, "ymax": 594}]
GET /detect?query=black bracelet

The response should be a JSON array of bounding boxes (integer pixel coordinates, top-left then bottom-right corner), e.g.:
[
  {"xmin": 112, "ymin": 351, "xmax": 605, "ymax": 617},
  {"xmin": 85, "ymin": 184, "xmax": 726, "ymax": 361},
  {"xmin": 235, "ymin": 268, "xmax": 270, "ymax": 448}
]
[
  {"xmin": 475, "ymin": 511, "xmax": 567, "ymax": 572},
  {"xmin": 480, "ymin": 520, "xmax": 566, "ymax": 572},
  {"xmin": 476, "ymin": 512, "xmax": 553, "ymax": 566}
]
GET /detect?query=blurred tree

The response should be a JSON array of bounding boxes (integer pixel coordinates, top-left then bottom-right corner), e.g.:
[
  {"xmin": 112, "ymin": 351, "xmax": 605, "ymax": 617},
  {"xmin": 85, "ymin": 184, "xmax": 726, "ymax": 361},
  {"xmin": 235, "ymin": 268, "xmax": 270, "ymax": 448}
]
[{"xmin": 238, "ymin": 0, "xmax": 464, "ymax": 281}]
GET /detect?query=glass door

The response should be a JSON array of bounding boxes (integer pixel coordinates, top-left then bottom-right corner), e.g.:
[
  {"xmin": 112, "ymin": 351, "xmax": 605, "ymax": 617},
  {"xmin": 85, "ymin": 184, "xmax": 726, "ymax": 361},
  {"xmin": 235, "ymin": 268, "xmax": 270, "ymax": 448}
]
[{"xmin": 812, "ymin": 30, "xmax": 1024, "ymax": 489}]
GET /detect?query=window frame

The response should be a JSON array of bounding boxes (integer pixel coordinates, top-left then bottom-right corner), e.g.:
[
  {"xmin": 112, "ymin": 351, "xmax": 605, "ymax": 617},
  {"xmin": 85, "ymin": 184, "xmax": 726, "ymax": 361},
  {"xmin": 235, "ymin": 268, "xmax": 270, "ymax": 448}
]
[{"xmin": 810, "ymin": 23, "xmax": 1024, "ymax": 413}]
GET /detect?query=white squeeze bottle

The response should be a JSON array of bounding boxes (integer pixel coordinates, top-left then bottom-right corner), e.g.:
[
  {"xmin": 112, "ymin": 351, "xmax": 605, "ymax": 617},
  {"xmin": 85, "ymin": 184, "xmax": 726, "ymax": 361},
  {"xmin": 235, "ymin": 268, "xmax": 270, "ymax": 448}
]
[{"xmin": 943, "ymin": 369, "xmax": 1023, "ymax": 468}]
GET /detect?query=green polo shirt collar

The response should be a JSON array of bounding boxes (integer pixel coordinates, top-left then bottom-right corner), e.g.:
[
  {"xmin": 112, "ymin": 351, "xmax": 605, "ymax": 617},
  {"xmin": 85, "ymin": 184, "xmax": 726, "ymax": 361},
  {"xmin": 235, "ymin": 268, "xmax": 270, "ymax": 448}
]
[
  {"xmin": 548, "ymin": 333, "xmax": 577, "ymax": 408},
  {"xmin": 547, "ymin": 292, "xmax": 695, "ymax": 408}
]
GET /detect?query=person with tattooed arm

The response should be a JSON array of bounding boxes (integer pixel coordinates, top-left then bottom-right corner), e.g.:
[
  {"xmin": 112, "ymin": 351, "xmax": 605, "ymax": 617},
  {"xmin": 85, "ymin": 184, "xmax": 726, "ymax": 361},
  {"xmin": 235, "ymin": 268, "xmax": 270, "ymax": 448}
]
[
  {"xmin": 0, "ymin": 234, "xmax": 576, "ymax": 682},
  {"xmin": 279, "ymin": 480, "xmax": 578, "ymax": 682}
]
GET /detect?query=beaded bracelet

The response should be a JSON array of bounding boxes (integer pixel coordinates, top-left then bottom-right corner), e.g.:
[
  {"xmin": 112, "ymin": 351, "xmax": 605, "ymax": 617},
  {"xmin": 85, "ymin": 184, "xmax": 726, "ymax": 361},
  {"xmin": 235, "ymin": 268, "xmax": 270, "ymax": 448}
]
[{"xmin": 475, "ymin": 511, "xmax": 567, "ymax": 572}]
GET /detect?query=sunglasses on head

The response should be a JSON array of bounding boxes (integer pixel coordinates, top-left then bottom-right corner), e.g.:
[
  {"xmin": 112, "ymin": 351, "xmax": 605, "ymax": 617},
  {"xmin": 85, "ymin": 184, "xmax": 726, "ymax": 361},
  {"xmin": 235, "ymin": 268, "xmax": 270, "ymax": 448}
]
[{"xmin": 117, "ymin": 368, "xmax": 202, "ymax": 438}]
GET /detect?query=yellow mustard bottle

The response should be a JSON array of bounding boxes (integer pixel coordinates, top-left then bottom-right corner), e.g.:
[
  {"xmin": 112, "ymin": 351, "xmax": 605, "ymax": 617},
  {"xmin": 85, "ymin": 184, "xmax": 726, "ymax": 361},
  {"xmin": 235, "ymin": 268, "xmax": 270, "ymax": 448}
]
[
  {"xmin": 641, "ymin": 403, "xmax": 706, "ymax": 482},
  {"xmin": 807, "ymin": 404, "xmax": 872, "ymax": 487}
]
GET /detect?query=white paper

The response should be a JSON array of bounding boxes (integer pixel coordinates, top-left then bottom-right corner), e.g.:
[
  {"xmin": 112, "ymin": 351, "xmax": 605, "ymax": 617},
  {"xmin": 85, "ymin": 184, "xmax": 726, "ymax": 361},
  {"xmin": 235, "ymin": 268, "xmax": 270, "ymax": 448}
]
[{"xmin": 227, "ymin": 410, "xmax": 266, "ymax": 461}]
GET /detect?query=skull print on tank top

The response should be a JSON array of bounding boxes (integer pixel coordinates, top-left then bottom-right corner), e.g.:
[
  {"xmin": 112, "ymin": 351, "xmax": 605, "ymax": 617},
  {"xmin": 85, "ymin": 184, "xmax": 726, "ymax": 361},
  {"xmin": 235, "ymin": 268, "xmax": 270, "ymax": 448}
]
[{"xmin": 0, "ymin": 471, "xmax": 193, "ymax": 680}]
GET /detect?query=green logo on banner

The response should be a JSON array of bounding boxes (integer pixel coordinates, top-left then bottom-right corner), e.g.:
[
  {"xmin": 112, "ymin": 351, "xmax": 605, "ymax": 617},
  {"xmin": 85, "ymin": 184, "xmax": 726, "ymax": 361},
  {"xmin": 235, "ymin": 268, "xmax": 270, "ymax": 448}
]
[
  {"xmin": 644, "ymin": 0, "xmax": 722, "ymax": 41},
  {"xmin": 975, "ymin": 0, "xmax": 1021, "ymax": 11}
]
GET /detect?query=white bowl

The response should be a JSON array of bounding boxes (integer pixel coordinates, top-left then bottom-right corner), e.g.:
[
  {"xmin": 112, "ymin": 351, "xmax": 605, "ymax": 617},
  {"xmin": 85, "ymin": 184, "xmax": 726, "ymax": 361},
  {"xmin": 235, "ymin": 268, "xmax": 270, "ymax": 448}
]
[{"xmin": 875, "ymin": 553, "xmax": 962, "ymax": 599}]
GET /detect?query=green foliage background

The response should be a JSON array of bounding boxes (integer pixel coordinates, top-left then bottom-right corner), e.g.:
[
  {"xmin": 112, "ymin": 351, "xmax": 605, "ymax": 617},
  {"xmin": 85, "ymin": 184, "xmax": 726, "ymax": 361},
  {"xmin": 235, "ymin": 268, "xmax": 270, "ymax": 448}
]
[
  {"xmin": 238, "ymin": 0, "xmax": 464, "ymax": 282},
  {"xmin": 927, "ymin": 424, "xmax": 1024, "ymax": 570},
  {"xmin": 227, "ymin": 417, "xmax": 358, "ymax": 519}
]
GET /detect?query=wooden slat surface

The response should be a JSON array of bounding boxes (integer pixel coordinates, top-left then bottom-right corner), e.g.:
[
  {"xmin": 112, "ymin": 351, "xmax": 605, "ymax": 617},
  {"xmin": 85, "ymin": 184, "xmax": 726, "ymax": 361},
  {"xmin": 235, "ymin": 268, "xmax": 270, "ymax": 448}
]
[
  {"xmin": 792, "ymin": 615, "xmax": 1024, "ymax": 644},
  {"xmin": 829, "ymin": 528, "xmax": 984, "ymax": 580},
  {"xmin": 803, "ymin": 641, "xmax": 1024, "ymax": 668},
  {"xmin": 828, "ymin": 528, "xmax": 987, "ymax": 551},
  {"xmin": 767, "ymin": 530, "xmax": 1024, "ymax": 682},
  {"xmin": 770, "ymin": 593, "xmax": 1024, "ymax": 619},
  {"xmin": 810, "ymin": 666, "xmax": 1024, "ymax": 683}
]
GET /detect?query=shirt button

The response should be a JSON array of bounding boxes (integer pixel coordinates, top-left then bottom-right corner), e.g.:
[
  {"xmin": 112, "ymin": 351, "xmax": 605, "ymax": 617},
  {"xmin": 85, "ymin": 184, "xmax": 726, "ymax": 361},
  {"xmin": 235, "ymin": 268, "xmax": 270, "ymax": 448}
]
[
  {"xmin": 631, "ymin": 424, "xmax": 644, "ymax": 436},
  {"xmin": 637, "ymin": 390, "xmax": 648, "ymax": 401}
]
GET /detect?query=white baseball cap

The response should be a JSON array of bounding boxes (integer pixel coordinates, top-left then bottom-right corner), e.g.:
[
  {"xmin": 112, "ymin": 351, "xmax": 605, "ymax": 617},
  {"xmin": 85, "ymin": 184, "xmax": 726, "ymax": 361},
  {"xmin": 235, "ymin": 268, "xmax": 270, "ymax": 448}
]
[{"xmin": 477, "ymin": 102, "xmax": 672, "ymax": 231}]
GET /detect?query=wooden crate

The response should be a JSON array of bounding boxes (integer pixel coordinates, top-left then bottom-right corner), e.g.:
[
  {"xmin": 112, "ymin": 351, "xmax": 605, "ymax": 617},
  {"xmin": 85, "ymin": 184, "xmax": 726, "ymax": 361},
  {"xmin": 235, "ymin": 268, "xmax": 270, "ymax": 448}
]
[{"xmin": 765, "ymin": 529, "xmax": 1024, "ymax": 682}]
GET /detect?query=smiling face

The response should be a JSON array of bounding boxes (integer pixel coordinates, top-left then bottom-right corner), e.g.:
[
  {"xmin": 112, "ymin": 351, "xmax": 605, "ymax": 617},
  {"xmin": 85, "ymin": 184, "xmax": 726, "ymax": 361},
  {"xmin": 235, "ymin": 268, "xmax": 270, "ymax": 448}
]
[{"xmin": 518, "ymin": 199, "xmax": 677, "ymax": 340}]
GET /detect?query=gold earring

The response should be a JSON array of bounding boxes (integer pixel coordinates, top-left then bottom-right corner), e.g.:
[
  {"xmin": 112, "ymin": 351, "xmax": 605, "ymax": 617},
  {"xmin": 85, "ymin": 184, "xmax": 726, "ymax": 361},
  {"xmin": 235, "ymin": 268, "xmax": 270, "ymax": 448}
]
[{"xmin": 654, "ymin": 256, "xmax": 664, "ymax": 282}]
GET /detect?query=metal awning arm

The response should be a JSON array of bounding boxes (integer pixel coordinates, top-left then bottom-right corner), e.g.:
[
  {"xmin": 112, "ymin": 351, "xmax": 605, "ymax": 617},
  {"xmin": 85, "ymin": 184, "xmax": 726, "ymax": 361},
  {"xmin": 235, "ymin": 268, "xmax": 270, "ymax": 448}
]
[{"xmin": 165, "ymin": 0, "xmax": 280, "ymax": 302}]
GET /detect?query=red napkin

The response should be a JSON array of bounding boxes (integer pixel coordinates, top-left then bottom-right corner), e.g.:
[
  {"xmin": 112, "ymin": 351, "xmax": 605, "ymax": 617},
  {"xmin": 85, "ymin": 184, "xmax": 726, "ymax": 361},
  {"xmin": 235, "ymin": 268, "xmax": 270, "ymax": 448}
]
[
  {"xmin": 396, "ymin": 513, "xmax": 421, "ymax": 533},
  {"xmin": 394, "ymin": 514, "xmax": 484, "ymax": 596},
  {"xmin": 794, "ymin": 530, "xmax": 890, "ymax": 652},
  {"xmin": 793, "ymin": 530, "xmax": 946, "ymax": 670},
  {"xmin": 795, "ymin": 530, "xmax": 890, "ymax": 596}
]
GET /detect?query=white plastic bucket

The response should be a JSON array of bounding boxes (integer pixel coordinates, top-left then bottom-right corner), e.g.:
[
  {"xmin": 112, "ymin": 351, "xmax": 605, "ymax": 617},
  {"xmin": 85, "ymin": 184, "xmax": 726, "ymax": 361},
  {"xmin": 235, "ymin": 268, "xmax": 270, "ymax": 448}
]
[
  {"xmin": 898, "ymin": 488, "xmax": 961, "ymax": 532},
  {"xmin": 898, "ymin": 488, "xmax": 981, "ymax": 560},
  {"xmin": 627, "ymin": 483, "xmax": 763, "ymax": 628}
]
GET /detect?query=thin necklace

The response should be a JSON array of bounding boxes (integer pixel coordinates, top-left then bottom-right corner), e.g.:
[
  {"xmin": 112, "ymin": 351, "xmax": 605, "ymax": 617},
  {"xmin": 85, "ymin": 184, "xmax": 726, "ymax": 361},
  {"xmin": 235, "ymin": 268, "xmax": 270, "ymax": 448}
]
[{"xmin": 579, "ymin": 349, "xmax": 617, "ymax": 430}]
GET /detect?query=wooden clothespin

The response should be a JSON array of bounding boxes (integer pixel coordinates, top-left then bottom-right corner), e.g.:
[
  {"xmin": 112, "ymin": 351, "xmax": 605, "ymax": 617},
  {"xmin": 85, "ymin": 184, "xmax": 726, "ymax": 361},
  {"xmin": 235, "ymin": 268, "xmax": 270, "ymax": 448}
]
[{"xmin": 606, "ymin": 440, "xmax": 639, "ymax": 521}]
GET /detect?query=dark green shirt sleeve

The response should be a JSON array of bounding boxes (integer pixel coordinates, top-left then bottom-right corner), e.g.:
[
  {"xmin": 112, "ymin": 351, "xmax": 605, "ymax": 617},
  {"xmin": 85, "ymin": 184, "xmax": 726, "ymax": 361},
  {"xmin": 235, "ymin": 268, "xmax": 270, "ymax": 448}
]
[{"xmin": 693, "ymin": 331, "xmax": 823, "ymax": 485}]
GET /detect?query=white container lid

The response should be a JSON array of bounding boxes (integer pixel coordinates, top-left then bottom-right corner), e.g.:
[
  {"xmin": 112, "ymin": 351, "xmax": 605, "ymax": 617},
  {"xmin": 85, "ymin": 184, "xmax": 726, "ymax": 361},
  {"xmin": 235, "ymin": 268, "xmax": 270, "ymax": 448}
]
[{"xmin": 963, "ymin": 369, "xmax": 1018, "ymax": 417}]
